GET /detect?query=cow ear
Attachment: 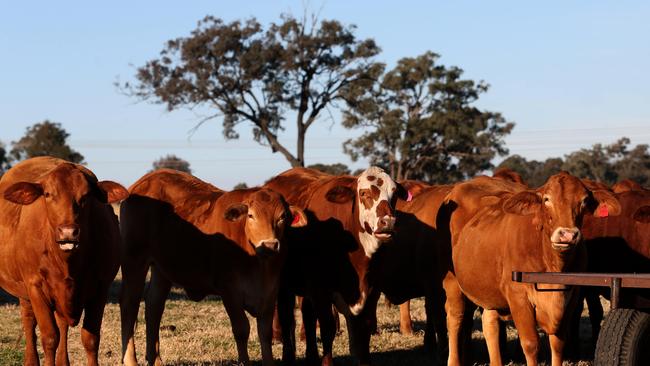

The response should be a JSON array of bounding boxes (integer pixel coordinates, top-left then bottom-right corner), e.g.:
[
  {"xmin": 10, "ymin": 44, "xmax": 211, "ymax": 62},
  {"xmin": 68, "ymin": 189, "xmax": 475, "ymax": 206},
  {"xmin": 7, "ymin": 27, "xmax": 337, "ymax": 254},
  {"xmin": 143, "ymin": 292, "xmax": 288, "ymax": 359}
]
[
  {"xmin": 395, "ymin": 183, "xmax": 412, "ymax": 202},
  {"xmin": 4, "ymin": 182, "xmax": 43, "ymax": 205},
  {"xmin": 591, "ymin": 190, "xmax": 621, "ymax": 217},
  {"xmin": 224, "ymin": 204, "xmax": 248, "ymax": 221},
  {"xmin": 325, "ymin": 186, "xmax": 355, "ymax": 204},
  {"xmin": 632, "ymin": 206, "xmax": 650, "ymax": 223},
  {"xmin": 288, "ymin": 206, "xmax": 308, "ymax": 227},
  {"xmin": 502, "ymin": 191, "xmax": 541, "ymax": 216},
  {"xmin": 97, "ymin": 181, "xmax": 129, "ymax": 204}
]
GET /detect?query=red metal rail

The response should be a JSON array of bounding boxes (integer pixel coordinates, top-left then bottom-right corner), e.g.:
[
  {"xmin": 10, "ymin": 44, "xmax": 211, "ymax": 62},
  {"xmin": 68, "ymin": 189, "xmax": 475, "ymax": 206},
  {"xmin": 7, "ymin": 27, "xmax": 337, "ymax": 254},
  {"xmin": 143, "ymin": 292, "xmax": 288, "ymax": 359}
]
[{"xmin": 512, "ymin": 272, "xmax": 650, "ymax": 310}]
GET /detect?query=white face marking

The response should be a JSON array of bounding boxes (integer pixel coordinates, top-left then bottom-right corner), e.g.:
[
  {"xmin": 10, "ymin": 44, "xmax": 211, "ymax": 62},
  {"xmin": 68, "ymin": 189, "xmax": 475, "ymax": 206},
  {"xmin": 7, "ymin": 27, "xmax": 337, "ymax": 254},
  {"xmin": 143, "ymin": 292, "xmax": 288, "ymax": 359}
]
[{"xmin": 356, "ymin": 166, "xmax": 398, "ymax": 257}]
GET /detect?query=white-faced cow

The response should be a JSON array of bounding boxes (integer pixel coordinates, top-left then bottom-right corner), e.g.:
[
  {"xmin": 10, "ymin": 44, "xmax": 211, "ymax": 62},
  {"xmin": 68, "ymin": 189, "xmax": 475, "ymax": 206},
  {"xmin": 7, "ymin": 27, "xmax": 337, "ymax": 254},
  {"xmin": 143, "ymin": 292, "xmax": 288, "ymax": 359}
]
[{"xmin": 265, "ymin": 166, "xmax": 409, "ymax": 366}]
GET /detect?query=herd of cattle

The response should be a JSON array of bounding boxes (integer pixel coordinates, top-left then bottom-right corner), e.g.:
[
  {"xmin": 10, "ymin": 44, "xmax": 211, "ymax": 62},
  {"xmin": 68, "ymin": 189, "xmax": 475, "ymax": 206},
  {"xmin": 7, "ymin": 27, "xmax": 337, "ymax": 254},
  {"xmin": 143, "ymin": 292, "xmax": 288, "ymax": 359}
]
[{"xmin": 0, "ymin": 156, "xmax": 648, "ymax": 366}]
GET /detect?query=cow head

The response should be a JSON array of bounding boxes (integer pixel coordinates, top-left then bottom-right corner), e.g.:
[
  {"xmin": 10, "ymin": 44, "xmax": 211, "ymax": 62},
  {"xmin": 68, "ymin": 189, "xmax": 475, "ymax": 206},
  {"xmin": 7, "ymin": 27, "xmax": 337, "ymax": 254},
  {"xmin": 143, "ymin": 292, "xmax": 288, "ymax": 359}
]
[
  {"xmin": 324, "ymin": 166, "xmax": 409, "ymax": 257},
  {"xmin": 3, "ymin": 164, "xmax": 128, "ymax": 252},
  {"xmin": 224, "ymin": 188, "xmax": 306, "ymax": 256},
  {"xmin": 503, "ymin": 171, "xmax": 621, "ymax": 252}
]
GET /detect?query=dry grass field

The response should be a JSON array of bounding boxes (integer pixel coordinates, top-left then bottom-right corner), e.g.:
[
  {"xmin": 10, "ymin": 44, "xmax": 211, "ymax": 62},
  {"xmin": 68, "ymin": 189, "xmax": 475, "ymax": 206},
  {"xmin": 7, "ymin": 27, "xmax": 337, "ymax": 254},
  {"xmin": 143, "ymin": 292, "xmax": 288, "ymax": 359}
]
[{"xmin": 0, "ymin": 277, "xmax": 600, "ymax": 366}]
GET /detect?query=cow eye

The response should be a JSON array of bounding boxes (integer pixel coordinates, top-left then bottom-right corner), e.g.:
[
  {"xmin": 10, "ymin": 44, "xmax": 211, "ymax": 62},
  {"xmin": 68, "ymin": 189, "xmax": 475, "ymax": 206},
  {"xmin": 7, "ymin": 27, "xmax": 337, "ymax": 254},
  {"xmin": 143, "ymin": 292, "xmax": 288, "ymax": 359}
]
[
  {"xmin": 44, "ymin": 192, "xmax": 51, "ymax": 198},
  {"xmin": 248, "ymin": 214, "xmax": 254, "ymax": 219}
]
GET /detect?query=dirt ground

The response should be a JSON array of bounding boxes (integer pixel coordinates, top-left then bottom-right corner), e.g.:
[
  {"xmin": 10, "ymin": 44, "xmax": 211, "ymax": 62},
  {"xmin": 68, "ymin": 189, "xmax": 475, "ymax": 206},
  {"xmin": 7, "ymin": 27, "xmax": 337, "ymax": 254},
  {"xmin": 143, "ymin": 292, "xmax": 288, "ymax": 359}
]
[{"xmin": 0, "ymin": 279, "xmax": 601, "ymax": 365}]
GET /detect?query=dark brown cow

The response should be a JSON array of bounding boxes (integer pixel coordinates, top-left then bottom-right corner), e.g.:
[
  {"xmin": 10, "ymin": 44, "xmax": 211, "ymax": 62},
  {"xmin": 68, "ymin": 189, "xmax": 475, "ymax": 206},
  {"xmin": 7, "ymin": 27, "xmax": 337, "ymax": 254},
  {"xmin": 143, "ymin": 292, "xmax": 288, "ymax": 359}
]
[
  {"xmin": 492, "ymin": 167, "xmax": 526, "ymax": 185},
  {"xmin": 365, "ymin": 183, "xmax": 453, "ymax": 359},
  {"xmin": 119, "ymin": 169, "xmax": 306, "ymax": 366},
  {"xmin": 576, "ymin": 188, "xmax": 650, "ymax": 345},
  {"xmin": 265, "ymin": 166, "xmax": 408, "ymax": 366},
  {"xmin": 371, "ymin": 179, "xmax": 432, "ymax": 337},
  {"xmin": 0, "ymin": 156, "xmax": 127, "ymax": 366},
  {"xmin": 611, "ymin": 178, "xmax": 645, "ymax": 193},
  {"xmin": 446, "ymin": 172, "xmax": 620, "ymax": 366}
]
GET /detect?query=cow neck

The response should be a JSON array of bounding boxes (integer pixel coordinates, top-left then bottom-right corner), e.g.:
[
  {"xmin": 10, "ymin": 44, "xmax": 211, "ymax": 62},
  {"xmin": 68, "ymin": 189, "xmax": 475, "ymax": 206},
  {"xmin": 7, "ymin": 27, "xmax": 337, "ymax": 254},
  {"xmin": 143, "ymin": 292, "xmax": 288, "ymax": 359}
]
[
  {"xmin": 346, "ymin": 193, "xmax": 373, "ymax": 316},
  {"xmin": 41, "ymin": 238, "xmax": 80, "ymax": 323},
  {"xmin": 226, "ymin": 222, "xmax": 256, "ymax": 256},
  {"xmin": 539, "ymin": 233, "xmax": 583, "ymax": 272}
]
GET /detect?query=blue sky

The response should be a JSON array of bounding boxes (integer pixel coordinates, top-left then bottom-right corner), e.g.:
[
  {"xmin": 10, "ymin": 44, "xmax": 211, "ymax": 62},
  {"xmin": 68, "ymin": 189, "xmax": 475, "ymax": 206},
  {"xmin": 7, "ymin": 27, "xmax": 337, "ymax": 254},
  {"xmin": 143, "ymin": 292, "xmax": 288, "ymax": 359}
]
[{"xmin": 2, "ymin": 1, "xmax": 649, "ymax": 188}]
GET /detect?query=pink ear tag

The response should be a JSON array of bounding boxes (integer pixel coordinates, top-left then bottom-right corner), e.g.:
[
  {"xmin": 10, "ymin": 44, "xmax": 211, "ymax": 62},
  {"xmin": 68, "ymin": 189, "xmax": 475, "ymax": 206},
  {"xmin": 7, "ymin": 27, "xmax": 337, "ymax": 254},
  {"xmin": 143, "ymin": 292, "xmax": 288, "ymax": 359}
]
[
  {"xmin": 406, "ymin": 190, "xmax": 413, "ymax": 202},
  {"xmin": 597, "ymin": 205, "xmax": 609, "ymax": 217},
  {"xmin": 292, "ymin": 213, "xmax": 301, "ymax": 225}
]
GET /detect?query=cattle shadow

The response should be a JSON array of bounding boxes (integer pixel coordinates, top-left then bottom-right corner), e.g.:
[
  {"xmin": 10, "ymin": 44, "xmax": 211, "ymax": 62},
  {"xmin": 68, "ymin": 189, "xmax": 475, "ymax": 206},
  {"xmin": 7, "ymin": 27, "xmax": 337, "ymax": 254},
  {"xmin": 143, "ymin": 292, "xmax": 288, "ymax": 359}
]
[
  {"xmin": 106, "ymin": 278, "xmax": 221, "ymax": 305},
  {"xmin": 118, "ymin": 194, "xmax": 270, "ymax": 306},
  {"xmin": 584, "ymin": 235, "xmax": 650, "ymax": 306},
  {"xmin": 281, "ymin": 210, "xmax": 362, "ymax": 303}
]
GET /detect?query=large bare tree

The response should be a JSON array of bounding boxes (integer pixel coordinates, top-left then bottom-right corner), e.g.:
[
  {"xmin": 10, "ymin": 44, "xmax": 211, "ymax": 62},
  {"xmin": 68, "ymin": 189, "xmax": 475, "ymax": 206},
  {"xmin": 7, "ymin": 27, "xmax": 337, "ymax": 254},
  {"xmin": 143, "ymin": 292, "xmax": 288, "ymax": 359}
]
[{"xmin": 121, "ymin": 14, "xmax": 382, "ymax": 167}]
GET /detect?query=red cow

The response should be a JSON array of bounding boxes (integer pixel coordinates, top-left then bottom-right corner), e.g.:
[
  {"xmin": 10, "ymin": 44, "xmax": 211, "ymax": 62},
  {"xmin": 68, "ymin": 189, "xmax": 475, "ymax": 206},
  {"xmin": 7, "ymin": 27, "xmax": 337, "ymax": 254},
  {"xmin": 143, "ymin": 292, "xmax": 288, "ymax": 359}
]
[
  {"xmin": 119, "ymin": 169, "xmax": 306, "ymax": 366},
  {"xmin": 446, "ymin": 172, "xmax": 619, "ymax": 366},
  {"xmin": 0, "ymin": 156, "xmax": 127, "ymax": 366}
]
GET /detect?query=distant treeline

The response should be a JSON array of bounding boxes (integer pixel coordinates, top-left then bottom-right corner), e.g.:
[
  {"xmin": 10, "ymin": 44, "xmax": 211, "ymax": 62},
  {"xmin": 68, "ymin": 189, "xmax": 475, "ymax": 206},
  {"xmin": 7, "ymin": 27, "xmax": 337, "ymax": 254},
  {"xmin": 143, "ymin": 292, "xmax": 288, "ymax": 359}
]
[{"xmin": 496, "ymin": 137, "xmax": 650, "ymax": 188}]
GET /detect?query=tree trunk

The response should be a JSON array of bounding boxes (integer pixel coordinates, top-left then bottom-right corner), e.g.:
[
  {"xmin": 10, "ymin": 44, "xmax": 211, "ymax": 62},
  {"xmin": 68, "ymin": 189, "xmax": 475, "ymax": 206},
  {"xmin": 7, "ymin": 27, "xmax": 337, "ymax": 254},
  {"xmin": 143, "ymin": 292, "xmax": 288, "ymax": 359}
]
[{"xmin": 296, "ymin": 123, "xmax": 305, "ymax": 167}]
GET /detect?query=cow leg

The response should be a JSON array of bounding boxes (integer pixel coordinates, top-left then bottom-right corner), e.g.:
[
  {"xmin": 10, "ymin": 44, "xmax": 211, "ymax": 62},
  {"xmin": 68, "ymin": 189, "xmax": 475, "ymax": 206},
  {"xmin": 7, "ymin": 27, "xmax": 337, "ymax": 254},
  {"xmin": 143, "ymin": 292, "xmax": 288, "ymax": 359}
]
[
  {"xmin": 272, "ymin": 304, "xmax": 282, "ymax": 344},
  {"xmin": 510, "ymin": 302, "xmax": 539, "ymax": 366},
  {"xmin": 333, "ymin": 304, "xmax": 341, "ymax": 334},
  {"xmin": 399, "ymin": 300, "xmax": 414, "ymax": 335},
  {"xmin": 563, "ymin": 294, "xmax": 583, "ymax": 360},
  {"xmin": 223, "ymin": 295, "xmax": 251, "ymax": 365},
  {"xmin": 278, "ymin": 287, "xmax": 296, "ymax": 364},
  {"xmin": 481, "ymin": 309, "xmax": 503, "ymax": 366},
  {"xmin": 120, "ymin": 263, "xmax": 149, "ymax": 366},
  {"xmin": 345, "ymin": 312, "xmax": 371, "ymax": 366},
  {"xmin": 363, "ymin": 289, "xmax": 380, "ymax": 335},
  {"xmin": 54, "ymin": 312, "xmax": 70, "ymax": 366},
  {"xmin": 548, "ymin": 334, "xmax": 566, "ymax": 366},
  {"xmin": 20, "ymin": 299, "xmax": 40, "ymax": 366},
  {"xmin": 297, "ymin": 296, "xmax": 306, "ymax": 341},
  {"xmin": 29, "ymin": 289, "xmax": 59, "ymax": 366},
  {"xmin": 301, "ymin": 297, "xmax": 320, "ymax": 364},
  {"xmin": 256, "ymin": 301, "xmax": 276, "ymax": 366},
  {"xmin": 81, "ymin": 279, "xmax": 112, "ymax": 366},
  {"xmin": 314, "ymin": 299, "xmax": 336, "ymax": 366},
  {"xmin": 444, "ymin": 277, "xmax": 471, "ymax": 366},
  {"xmin": 144, "ymin": 266, "xmax": 172, "ymax": 366},
  {"xmin": 425, "ymin": 292, "xmax": 449, "ymax": 361},
  {"xmin": 423, "ymin": 295, "xmax": 437, "ymax": 352},
  {"xmin": 585, "ymin": 291, "xmax": 603, "ymax": 345}
]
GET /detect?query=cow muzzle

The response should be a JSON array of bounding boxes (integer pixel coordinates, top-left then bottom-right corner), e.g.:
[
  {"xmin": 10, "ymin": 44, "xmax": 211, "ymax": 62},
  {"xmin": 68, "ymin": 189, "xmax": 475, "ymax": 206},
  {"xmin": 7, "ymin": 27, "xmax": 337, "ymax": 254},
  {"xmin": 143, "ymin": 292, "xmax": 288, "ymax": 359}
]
[
  {"xmin": 254, "ymin": 239, "xmax": 280, "ymax": 258},
  {"xmin": 56, "ymin": 224, "xmax": 80, "ymax": 251},
  {"xmin": 374, "ymin": 215, "xmax": 396, "ymax": 241},
  {"xmin": 550, "ymin": 227, "xmax": 581, "ymax": 251}
]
